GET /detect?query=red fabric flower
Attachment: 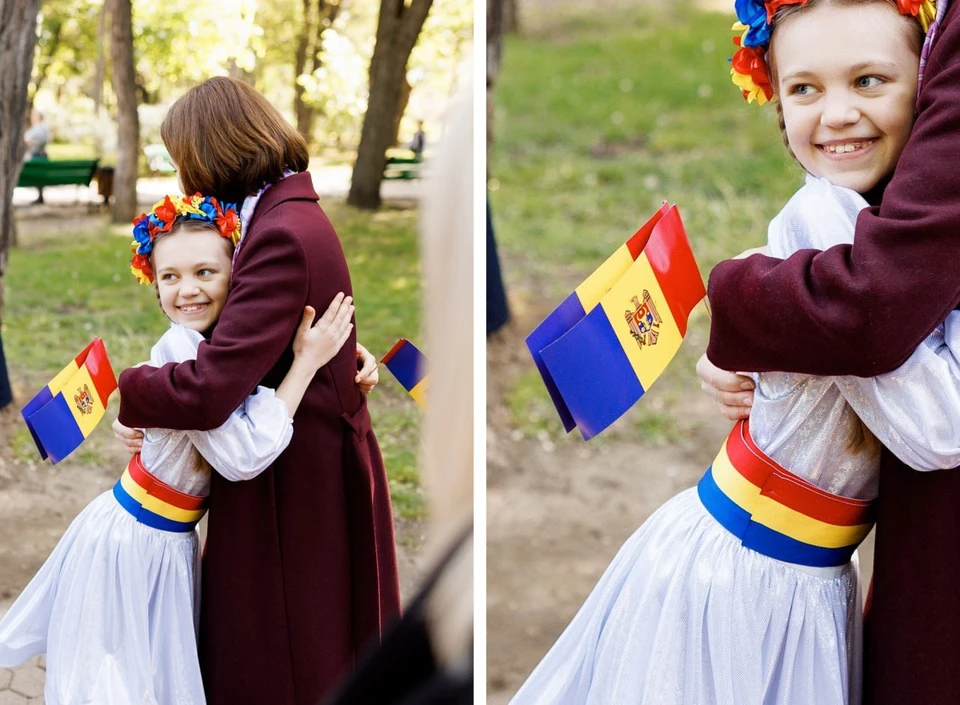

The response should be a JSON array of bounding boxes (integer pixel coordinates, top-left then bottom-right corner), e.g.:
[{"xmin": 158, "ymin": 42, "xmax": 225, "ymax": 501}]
[
  {"xmin": 154, "ymin": 196, "xmax": 177, "ymax": 231},
  {"xmin": 131, "ymin": 254, "xmax": 153, "ymax": 282},
  {"xmin": 732, "ymin": 45, "xmax": 774, "ymax": 101},
  {"xmin": 216, "ymin": 208, "xmax": 239, "ymax": 239},
  {"xmin": 765, "ymin": 0, "xmax": 808, "ymax": 22},
  {"xmin": 897, "ymin": 0, "xmax": 924, "ymax": 15}
]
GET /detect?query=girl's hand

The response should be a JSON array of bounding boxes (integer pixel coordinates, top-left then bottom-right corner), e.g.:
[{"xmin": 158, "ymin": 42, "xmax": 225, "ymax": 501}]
[
  {"xmin": 355, "ymin": 343, "xmax": 379, "ymax": 394},
  {"xmin": 696, "ymin": 353, "xmax": 754, "ymax": 421},
  {"xmin": 293, "ymin": 294, "xmax": 354, "ymax": 372},
  {"xmin": 733, "ymin": 245, "xmax": 769, "ymax": 260},
  {"xmin": 113, "ymin": 418, "xmax": 144, "ymax": 455}
]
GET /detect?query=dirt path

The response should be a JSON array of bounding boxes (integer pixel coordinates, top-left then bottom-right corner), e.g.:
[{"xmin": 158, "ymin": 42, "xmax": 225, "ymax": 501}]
[{"xmin": 486, "ymin": 302, "xmax": 874, "ymax": 702}]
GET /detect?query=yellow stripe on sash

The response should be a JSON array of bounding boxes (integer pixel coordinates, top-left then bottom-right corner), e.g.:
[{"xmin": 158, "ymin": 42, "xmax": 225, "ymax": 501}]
[
  {"xmin": 711, "ymin": 443, "xmax": 873, "ymax": 549},
  {"xmin": 119, "ymin": 470, "xmax": 207, "ymax": 524}
]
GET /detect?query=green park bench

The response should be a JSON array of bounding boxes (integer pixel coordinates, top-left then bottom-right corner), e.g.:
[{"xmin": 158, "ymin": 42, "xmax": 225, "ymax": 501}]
[
  {"xmin": 18, "ymin": 159, "xmax": 100, "ymax": 189},
  {"xmin": 383, "ymin": 154, "xmax": 422, "ymax": 180},
  {"xmin": 17, "ymin": 159, "xmax": 102, "ymax": 202}
]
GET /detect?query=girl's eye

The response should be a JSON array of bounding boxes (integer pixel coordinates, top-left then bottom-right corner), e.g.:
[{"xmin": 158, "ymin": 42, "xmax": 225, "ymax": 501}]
[
  {"xmin": 789, "ymin": 83, "xmax": 814, "ymax": 96},
  {"xmin": 160, "ymin": 273, "xmax": 175, "ymax": 281},
  {"xmin": 197, "ymin": 269, "xmax": 213, "ymax": 277},
  {"xmin": 856, "ymin": 76, "xmax": 883, "ymax": 89}
]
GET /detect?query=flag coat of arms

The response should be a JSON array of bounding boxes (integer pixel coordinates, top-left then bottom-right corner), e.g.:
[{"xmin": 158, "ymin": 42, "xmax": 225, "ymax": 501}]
[
  {"xmin": 21, "ymin": 338, "xmax": 118, "ymax": 463},
  {"xmin": 381, "ymin": 338, "xmax": 428, "ymax": 409},
  {"xmin": 527, "ymin": 205, "xmax": 705, "ymax": 440}
]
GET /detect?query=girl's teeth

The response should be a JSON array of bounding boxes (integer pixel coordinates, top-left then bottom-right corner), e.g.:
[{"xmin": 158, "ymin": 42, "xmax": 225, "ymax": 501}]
[{"xmin": 825, "ymin": 142, "xmax": 866, "ymax": 154}]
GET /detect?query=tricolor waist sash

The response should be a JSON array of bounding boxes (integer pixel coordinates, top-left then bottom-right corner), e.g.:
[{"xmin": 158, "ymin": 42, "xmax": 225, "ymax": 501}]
[
  {"xmin": 697, "ymin": 420, "xmax": 875, "ymax": 568},
  {"xmin": 112, "ymin": 454, "xmax": 208, "ymax": 533}
]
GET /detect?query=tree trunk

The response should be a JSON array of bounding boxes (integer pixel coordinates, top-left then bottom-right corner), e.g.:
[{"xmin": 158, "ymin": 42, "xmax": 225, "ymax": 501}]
[
  {"xmin": 487, "ymin": 0, "xmax": 504, "ymax": 156},
  {"xmin": 28, "ymin": 18, "xmax": 62, "ymax": 112},
  {"xmin": 294, "ymin": 0, "xmax": 314, "ymax": 142},
  {"xmin": 0, "ymin": 0, "xmax": 41, "ymax": 407},
  {"xmin": 391, "ymin": 75, "xmax": 412, "ymax": 148},
  {"xmin": 227, "ymin": 59, "xmax": 254, "ymax": 84},
  {"xmin": 294, "ymin": 0, "xmax": 340, "ymax": 147},
  {"xmin": 110, "ymin": 0, "xmax": 139, "ymax": 223},
  {"xmin": 504, "ymin": 0, "xmax": 519, "ymax": 34},
  {"xmin": 93, "ymin": 2, "xmax": 108, "ymax": 158},
  {"xmin": 347, "ymin": 0, "xmax": 433, "ymax": 210}
]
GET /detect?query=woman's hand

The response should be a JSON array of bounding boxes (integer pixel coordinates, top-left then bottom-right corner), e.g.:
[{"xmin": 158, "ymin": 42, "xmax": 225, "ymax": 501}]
[
  {"xmin": 292, "ymin": 294, "xmax": 354, "ymax": 372},
  {"xmin": 113, "ymin": 418, "xmax": 144, "ymax": 455},
  {"xmin": 696, "ymin": 353, "xmax": 755, "ymax": 421},
  {"xmin": 355, "ymin": 343, "xmax": 379, "ymax": 394}
]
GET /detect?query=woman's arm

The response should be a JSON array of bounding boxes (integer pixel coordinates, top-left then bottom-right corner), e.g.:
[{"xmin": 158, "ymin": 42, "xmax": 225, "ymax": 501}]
[
  {"xmin": 186, "ymin": 297, "xmax": 355, "ymax": 480},
  {"xmin": 118, "ymin": 223, "xmax": 311, "ymax": 431},
  {"xmin": 707, "ymin": 11, "xmax": 960, "ymax": 377}
]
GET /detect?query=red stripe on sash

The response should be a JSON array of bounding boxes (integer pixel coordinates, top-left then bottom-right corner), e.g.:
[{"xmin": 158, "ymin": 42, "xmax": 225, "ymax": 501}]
[
  {"xmin": 127, "ymin": 454, "xmax": 207, "ymax": 511},
  {"xmin": 730, "ymin": 420, "xmax": 875, "ymax": 527}
]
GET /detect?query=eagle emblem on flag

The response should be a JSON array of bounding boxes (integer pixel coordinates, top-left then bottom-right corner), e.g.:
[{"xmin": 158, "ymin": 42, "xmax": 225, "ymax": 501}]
[
  {"xmin": 626, "ymin": 290, "xmax": 661, "ymax": 348},
  {"xmin": 74, "ymin": 384, "xmax": 94, "ymax": 415}
]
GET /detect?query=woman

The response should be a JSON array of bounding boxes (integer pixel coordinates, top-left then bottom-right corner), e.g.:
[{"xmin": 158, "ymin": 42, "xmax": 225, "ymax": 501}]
[{"xmin": 114, "ymin": 76, "xmax": 401, "ymax": 705}]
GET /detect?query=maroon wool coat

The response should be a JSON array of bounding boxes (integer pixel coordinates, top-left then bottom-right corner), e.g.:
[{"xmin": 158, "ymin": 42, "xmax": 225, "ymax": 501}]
[
  {"xmin": 117, "ymin": 173, "xmax": 401, "ymax": 705},
  {"xmin": 706, "ymin": 5, "xmax": 960, "ymax": 703}
]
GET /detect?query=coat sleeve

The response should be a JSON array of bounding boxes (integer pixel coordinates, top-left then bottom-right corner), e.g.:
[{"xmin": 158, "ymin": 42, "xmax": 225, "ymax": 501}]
[
  {"xmin": 706, "ymin": 14, "xmax": 960, "ymax": 377},
  {"xmin": 117, "ymin": 222, "xmax": 309, "ymax": 431}
]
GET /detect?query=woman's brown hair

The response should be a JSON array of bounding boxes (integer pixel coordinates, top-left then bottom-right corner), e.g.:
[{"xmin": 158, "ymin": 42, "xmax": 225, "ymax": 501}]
[{"xmin": 160, "ymin": 77, "xmax": 309, "ymax": 205}]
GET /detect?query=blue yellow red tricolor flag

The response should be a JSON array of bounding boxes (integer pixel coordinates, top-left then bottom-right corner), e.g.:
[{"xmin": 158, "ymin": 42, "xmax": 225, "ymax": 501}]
[
  {"xmin": 21, "ymin": 338, "xmax": 118, "ymax": 463},
  {"xmin": 382, "ymin": 339, "xmax": 428, "ymax": 409},
  {"xmin": 527, "ymin": 205, "xmax": 705, "ymax": 440}
]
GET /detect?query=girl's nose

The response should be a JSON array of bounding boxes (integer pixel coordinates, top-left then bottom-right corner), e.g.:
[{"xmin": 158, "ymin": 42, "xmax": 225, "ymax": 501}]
[{"xmin": 820, "ymin": 92, "xmax": 860, "ymax": 128}]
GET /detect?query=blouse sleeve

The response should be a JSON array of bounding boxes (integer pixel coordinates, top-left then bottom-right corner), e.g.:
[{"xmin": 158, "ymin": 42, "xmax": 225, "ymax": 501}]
[
  {"xmin": 185, "ymin": 388, "xmax": 294, "ymax": 481},
  {"xmin": 146, "ymin": 324, "xmax": 294, "ymax": 480},
  {"xmin": 832, "ymin": 313, "xmax": 960, "ymax": 471}
]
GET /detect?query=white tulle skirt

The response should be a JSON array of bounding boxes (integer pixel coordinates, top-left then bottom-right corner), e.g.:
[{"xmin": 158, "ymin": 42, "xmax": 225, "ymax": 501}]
[
  {"xmin": 510, "ymin": 488, "xmax": 862, "ymax": 705},
  {"xmin": 0, "ymin": 489, "xmax": 205, "ymax": 705}
]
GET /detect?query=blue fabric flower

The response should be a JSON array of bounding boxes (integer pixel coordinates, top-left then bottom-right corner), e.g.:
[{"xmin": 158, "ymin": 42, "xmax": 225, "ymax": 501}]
[
  {"xmin": 196, "ymin": 199, "xmax": 218, "ymax": 220},
  {"xmin": 133, "ymin": 218, "xmax": 151, "ymax": 245},
  {"xmin": 735, "ymin": 0, "xmax": 771, "ymax": 46}
]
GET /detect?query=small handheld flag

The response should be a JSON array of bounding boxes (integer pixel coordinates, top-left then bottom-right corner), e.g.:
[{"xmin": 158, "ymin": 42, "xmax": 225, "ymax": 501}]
[
  {"xmin": 526, "ymin": 203, "xmax": 672, "ymax": 431},
  {"xmin": 21, "ymin": 338, "xmax": 118, "ymax": 463},
  {"xmin": 381, "ymin": 339, "xmax": 428, "ymax": 409},
  {"xmin": 528, "ymin": 205, "xmax": 705, "ymax": 440}
]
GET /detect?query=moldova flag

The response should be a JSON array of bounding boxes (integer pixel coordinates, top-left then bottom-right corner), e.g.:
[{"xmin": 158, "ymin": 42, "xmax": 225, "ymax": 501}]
[
  {"xmin": 382, "ymin": 339, "xmax": 428, "ymax": 409},
  {"xmin": 21, "ymin": 338, "xmax": 118, "ymax": 463},
  {"xmin": 528, "ymin": 205, "xmax": 705, "ymax": 440}
]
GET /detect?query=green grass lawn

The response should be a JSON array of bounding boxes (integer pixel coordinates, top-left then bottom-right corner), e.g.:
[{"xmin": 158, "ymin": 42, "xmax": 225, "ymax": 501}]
[
  {"xmin": 491, "ymin": 4, "xmax": 808, "ymax": 442},
  {"xmin": 3, "ymin": 202, "xmax": 425, "ymax": 517}
]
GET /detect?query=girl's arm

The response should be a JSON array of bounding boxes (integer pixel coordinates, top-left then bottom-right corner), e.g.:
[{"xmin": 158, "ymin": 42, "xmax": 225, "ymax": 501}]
[
  {"xmin": 186, "ymin": 296, "xmax": 355, "ymax": 481},
  {"xmin": 832, "ymin": 313, "xmax": 960, "ymax": 471}
]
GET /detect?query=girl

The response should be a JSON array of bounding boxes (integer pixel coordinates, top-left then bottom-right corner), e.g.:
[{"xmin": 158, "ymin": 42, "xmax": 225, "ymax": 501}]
[
  {"xmin": 114, "ymin": 78, "xmax": 400, "ymax": 705},
  {"xmin": 510, "ymin": 0, "xmax": 960, "ymax": 703},
  {"xmin": 0, "ymin": 194, "xmax": 360, "ymax": 705}
]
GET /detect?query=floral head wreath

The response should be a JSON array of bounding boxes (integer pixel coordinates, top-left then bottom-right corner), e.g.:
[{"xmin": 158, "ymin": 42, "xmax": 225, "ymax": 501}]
[
  {"xmin": 731, "ymin": 0, "xmax": 937, "ymax": 105},
  {"xmin": 130, "ymin": 194, "xmax": 241, "ymax": 285}
]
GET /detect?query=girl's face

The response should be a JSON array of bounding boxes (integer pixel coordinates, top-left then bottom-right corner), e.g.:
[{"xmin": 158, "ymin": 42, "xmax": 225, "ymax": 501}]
[
  {"xmin": 771, "ymin": 2, "xmax": 920, "ymax": 193},
  {"xmin": 152, "ymin": 226, "xmax": 233, "ymax": 333}
]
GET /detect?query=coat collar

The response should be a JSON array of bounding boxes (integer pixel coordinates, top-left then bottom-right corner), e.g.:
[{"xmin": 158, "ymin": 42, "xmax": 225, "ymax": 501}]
[{"xmin": 248, "ymin": 171, "xmax": 319, "ymax": 230}]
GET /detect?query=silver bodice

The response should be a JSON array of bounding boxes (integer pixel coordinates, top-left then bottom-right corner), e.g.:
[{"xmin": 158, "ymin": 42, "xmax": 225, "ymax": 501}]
[
  {"xmin": 747, "ymin": 175, "xmax": 960, "ymax": 500},
  {"xmin": 136, "ymin": 325, "xmax": 294, "ymax": 496}
]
